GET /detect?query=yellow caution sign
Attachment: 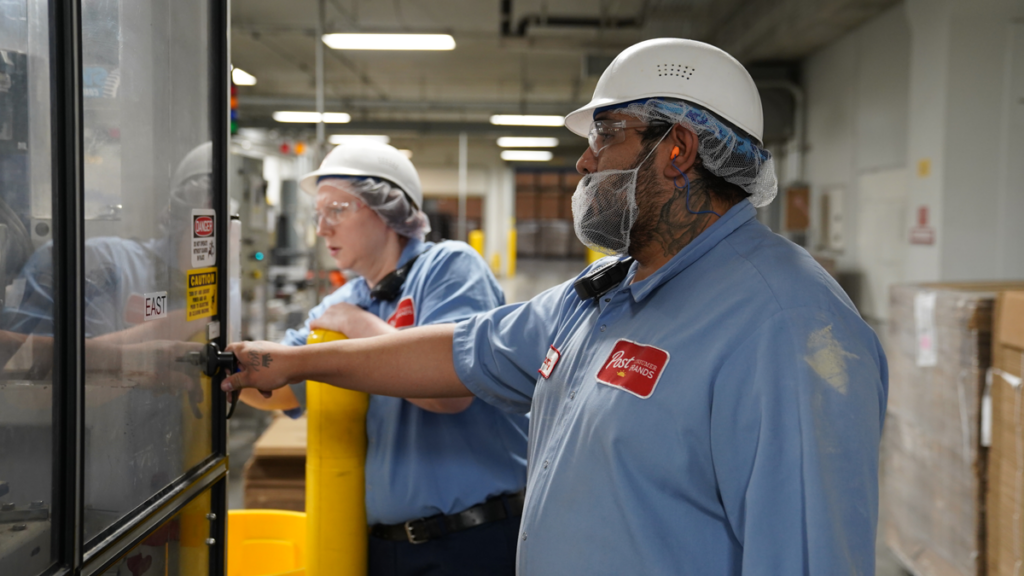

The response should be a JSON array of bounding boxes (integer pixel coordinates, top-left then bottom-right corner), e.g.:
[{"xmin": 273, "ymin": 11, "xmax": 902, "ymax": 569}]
[{"xmin": 186, "ymin": 267, "xmax": 218, "ymax": 322}]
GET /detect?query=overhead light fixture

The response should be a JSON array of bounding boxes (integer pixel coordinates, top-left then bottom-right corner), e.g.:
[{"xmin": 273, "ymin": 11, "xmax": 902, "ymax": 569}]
[
  {"xmin": 497, "ymin": 137, "xmax": 559, "ymax": 148},
  {"xmin": 232, "ymin": 67, "xmax": 257, "ymax": 86},
  {"xmin": 501, "ymin": 150, "xmax": 553, "ymax": 162},
  {"xmin": 322, "ymin": 33, "xmax": 456, "ymax": 51},
  {"xmin": 328, "ymin": 134, "xmax": 391, "ymax": 145},
  {"xmin": 272, "ymin": 111, "xmax": 351, "ymax": 124},
  {"xmin": 490, "ymin": 114, "xmax": 565, "ymax": 127},
  {"xmin": 397, "ymin": 149, "xmax": 413, "ymax": 159}
]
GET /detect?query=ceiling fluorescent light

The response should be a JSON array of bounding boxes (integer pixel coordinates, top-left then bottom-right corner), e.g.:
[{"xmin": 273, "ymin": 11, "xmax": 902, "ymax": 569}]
[
  {"xmin": 501, "ymin": 150, "xmax": 553, "ymax": 162},
  {"xmin": 272, "ymin": 111, "xmax": 351, "ymax": 123},
  {"xmin": 497, "ymin": 137, "xmax": 559, "ymax": 148},
  {"xmin": 328, "ymin": 134, "xmax": 391, "ymax": 145},
  {"xmin": 490, "ymin": 114, "xmax": 565, "ymax": 127},
  {"xmin": 322, "ymin": 33, "xmax": 455, "ymax": 51},
  {"xmin": 232, "ymin": 67, "xmax": 257, "ymax": 86}
]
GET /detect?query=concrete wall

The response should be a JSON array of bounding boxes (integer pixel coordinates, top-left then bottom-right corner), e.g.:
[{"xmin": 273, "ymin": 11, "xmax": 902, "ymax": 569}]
[
  {"xmin": 802, "ymin": 3, "xmax": 911, "ymax": 321},
  {"xmin": 801, "ymin": 0, "xmax": 1024, "ymax": 322}
]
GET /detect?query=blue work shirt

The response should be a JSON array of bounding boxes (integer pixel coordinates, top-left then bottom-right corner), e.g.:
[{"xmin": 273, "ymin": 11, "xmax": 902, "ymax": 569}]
[
  {"xmin": 283, "ymin": 238, "xmax": 529, "ymax": 525},
  {"xmin": 453, "ymin": 200, "xmax": 888, "ymax": 575}
]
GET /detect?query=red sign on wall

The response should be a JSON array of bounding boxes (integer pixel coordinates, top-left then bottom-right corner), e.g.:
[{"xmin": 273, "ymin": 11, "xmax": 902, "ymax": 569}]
[{"xmin": 910, "ymin": 205, "xmax": 935, "ymax": 245}]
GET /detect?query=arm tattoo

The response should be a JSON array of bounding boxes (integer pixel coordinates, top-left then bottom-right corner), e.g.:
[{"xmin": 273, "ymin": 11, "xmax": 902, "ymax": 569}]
[
  {"xmin": 261, "ymin": 354, "xmax": 273, "ymax": 368},
  {"xmin": 248, "ymin": 350, "xmax": 261, "ymax": 372}
]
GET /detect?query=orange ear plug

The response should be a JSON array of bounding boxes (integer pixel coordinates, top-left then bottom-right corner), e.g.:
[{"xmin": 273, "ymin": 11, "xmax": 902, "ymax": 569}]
[{"xmin": 671, "ymin": 146, "xmax": 680, "ymax": 160}]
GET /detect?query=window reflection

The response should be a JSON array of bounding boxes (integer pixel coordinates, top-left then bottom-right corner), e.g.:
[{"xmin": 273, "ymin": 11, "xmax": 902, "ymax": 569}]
[{"xmin": 0, "ymin": 0, "xmax": 55, "ymax": 572}]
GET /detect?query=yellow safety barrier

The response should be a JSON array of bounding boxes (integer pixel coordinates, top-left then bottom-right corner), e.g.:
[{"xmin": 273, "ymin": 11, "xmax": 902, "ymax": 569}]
[
  {"xmin": 468, "ymin": 229, "xmax": 485, "ymax": 256},
  {"xmin": 306, "ymin": 329, "xmax": 369, "ymax": 576},
  {"xmin": 227, "ymin": 509, "xmax": 307, "ymax": 576}
]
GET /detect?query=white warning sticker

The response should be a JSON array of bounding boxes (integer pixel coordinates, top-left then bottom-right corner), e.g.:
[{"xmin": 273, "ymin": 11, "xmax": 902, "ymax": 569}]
[
  {"xmin": 143, "ymin": 291, "xmax": 168, "ymax": 321},
  {"xmin": 191, "ymin": 209, "xmax": 216, "ymax": 268}
]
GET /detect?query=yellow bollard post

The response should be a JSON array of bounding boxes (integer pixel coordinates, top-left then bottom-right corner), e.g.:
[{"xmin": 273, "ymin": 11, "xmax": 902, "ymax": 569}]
[
  {"xmin": 306, "ymin": 329, "xmax": 368, "ymax": 576},
  {"xmin": 468, "ymin": 229, "xmax": 485, "ymax": 256},
  {"xmin": 507, "ymin": 229, "xmax": 517, "ymax": 278},
  {"xmin": 489, "ymin": 252, "xmax": 501, "ymax": 276}
]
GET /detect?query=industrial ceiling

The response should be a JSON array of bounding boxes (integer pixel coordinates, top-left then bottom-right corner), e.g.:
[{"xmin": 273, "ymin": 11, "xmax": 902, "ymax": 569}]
[{"xmin": 231, "ymin": 0, "xmax": 900, "ymax": 164}]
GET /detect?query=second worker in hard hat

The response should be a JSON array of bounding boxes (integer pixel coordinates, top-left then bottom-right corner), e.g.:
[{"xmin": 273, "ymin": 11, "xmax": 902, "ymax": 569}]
[
  {"xmin": 227, "ymin": 39, "xmax": 887, "ymax": 574},
  {"xmin": 241, "ymin": 143, "xmax": 527, "ymax": 576}
]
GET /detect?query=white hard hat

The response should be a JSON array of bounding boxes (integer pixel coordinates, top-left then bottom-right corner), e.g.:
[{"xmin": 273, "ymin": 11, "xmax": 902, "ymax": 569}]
[
  {"xmin": 299, "ymin": 143, "xmax": 423, "ymax": 210},
  {"xmin": 172, "ymin": 141, "xmax": 212, "ymax": 188},
  {"xmin": 564, "ymin": 38, "xmax": 764, "ymax": 143}
]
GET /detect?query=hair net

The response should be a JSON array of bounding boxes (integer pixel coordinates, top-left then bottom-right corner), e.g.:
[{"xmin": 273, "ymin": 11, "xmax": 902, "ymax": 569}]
[
  {"xmin": 317, "ymin": 176, "xmax": 431, "ymax": 241},
  {"xmin": 609, "ymin": 98, "xmax": 777, "ymax": 207}
]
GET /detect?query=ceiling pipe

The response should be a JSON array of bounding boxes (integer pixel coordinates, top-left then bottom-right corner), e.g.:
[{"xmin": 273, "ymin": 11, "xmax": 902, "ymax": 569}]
[
  {"xmin": 755, "ymin": 80, "xmax": 806, "ymax": 184},
  {"xmin": 500, "ymin": 0, "xmax": 644, "ymax": 37}
]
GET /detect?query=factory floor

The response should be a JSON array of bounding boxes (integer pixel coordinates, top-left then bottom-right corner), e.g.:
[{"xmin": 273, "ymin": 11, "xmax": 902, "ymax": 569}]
[{"xmin": 225, "ymin": 257, "xmax": 908, "ymax": 575}]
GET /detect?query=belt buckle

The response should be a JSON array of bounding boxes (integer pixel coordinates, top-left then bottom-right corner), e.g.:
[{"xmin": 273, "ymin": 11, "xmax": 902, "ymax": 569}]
[{"xmin": 404, "ymin": 520, "xmax": 427, "ymax": 544}]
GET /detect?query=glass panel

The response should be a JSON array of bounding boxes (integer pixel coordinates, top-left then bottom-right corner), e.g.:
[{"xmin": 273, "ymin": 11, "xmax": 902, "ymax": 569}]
[
  {"xmin": 0, "ymin": 0, "xmax": 57, "ymax": 572},
  {"xmin": 78, "ymin": 0, "xmax": 214, "ymax": 542},
  {"xmin": 98, "ymin": 489, "xmax": 212, "ymax": 576}
]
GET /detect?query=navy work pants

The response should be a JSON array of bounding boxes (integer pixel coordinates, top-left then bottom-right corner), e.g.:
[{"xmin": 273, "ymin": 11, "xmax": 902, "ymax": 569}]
[{"xmin": 368, "ymin": 514, "xmax": 520, "ymax": 576}]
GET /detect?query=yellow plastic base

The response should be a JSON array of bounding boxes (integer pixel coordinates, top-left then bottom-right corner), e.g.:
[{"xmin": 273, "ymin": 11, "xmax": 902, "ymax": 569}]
[
  {"xmin": 227, "ymin": 509, "xmax": 307, "ymax": 576},
  {"xmin": 306, "ymin": 329, "xmax": 369, "ymax": 576}
]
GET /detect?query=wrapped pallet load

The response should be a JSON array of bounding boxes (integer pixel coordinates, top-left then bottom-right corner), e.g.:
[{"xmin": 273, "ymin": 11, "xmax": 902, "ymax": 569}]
[
  {"xmin": 986, "ymin": 291, "xmax": 1024, "ymax": 576},
  {"xmin": 883, "ymin": 282, "xmax": 1024, "ymax": 576}
]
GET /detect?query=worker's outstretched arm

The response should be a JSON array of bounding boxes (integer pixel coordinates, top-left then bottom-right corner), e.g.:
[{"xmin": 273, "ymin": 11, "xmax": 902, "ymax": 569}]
[{"xmin": 223, "ymin": 324, "xmax": 472, "ymax": 399}]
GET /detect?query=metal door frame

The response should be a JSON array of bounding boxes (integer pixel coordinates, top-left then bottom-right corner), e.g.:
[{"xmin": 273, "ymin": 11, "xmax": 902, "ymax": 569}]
[{"xmin": 40, "ymin": 0, "xmax": 231, "ymax": 573}]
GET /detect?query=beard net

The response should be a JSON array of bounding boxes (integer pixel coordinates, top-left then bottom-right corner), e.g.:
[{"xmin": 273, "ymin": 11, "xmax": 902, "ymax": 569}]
[
  {"xmin": 611, "ymin": 98, "xmax": 778, "ymax": 207},
  {"xmin": 571, "ymin": 169, "xmax": 640, "ymax": 255},
  {"xmin": 317, "ymin": 176, "xmax": 431, "ymax": 241},
  {"xmin": 571, "ymin": 127, "xmax": 670, "ymax": 255}
]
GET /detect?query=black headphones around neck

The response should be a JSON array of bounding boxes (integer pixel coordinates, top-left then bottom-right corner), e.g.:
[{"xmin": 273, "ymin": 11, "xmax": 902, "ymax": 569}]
[{"xmin": 369, "ymin": 246, "xmax": 432, "ymax": 301}]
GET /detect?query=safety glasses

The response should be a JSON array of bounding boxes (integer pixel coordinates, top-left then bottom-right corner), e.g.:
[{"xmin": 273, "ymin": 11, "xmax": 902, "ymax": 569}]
[
  {"xmin": 587, "ymin": 119, "xmax": 651, "ymax": 157},
  {"xmin": 312, "ymin": 200, "xmax": 359, "ymax": 228}
]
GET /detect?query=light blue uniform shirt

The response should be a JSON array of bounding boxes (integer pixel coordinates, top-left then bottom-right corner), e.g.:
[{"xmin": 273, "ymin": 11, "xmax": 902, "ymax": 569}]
[
  {"xmin": 283, "ymin": 238, "xmax": 529, "ymax": 525},
  {"xmin": 453, "ymin": 200, "xmax": 888, "ymax": 575}
]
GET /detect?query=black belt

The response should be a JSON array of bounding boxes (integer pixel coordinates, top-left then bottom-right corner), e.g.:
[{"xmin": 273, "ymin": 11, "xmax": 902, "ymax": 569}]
[{"xmin": 370, "ymin": 490, "xmax": 526, "ymax": 544}]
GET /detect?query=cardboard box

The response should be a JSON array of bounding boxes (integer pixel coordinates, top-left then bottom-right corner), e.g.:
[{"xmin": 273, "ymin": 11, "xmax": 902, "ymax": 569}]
[
  {"xmin": 562, "ymin": 172, "xmax": 583, "ymax": 191},
  {"xmin": 537, "ymin": 171, "xmax": 561, "ymax": 191},
  {"xmin": 985, "ymin": 291, "xmax": 1024, "ymax": 575},
  {"xmin": 515, "ymin": 171, "xmax": 536, "ymax": 192},
  {"xmin": 537, "ymin": 191, "xmax": 563, "ymax": 220},
  {"xmin": 516, "ymin": 191, "xmax": 538, "ymax": 220},
  {"xmin": 243, "ymin": 415, "xmax": 307, "ymax": 511},
  {"xmin": 537, "ymin": 220, "xmax": 572, "ymax": 258},
  {"xmin": 884, "ymin": 282, "xmax": 1024, "ymax": 576},
  {"xmin": 516, "ymin": 221, "xmax": 539, "ymax": 257}
]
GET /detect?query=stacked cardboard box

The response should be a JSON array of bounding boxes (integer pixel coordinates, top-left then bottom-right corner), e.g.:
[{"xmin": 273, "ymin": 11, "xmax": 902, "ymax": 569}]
[
  {"xmin": 243, "ymin": 415, "xmax": 307, "ymax": 511},
  {"xmin": 986, "ymin": 291, "xmax": 1024, "ymax": 575},
  {"xmin": 514, "ymin": 169, "xmax": 587, "ymax": 258},
  {"xmin": 884, "ymin": 282, "xmax": 1024, "ymax": 576}
]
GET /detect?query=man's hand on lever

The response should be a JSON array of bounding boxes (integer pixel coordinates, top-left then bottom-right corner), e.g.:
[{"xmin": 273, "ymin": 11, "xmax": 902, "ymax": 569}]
[
  {"xmin": 222, "ymin": 340, "xmax": 295, "ymax": 397},
  {"xmin": 223, "ymin": 325, "xmax": 473, "ymax": 401}
]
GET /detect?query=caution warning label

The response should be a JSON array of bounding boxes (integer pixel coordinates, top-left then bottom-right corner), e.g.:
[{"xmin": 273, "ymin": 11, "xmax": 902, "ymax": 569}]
[{"xmin": 186, "ymin": 267, "xmax": 218, "ymax": 322}]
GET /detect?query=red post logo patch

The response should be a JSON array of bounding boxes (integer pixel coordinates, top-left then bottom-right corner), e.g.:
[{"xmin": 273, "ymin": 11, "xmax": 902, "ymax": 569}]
[
  {"xmin": 596, "ymin": 339, "xmax": 670, "ymax": 399},
  {"xmin": 538, "ymin": 345, "xmax": 561, "ymax": 379},
  {"xmin": 386, "ymin": 296, "xmax": 416, "ymax": 329}
]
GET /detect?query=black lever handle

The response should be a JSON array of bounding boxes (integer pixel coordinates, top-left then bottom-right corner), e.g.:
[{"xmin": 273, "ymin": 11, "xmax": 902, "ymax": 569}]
[
  {"xmin": 199, "ymin": 342, "xmax": 244, "ymax": 419},
  {"xmin": 199, "ymin": 342, "xmax": 238, "ymax": 377}
]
